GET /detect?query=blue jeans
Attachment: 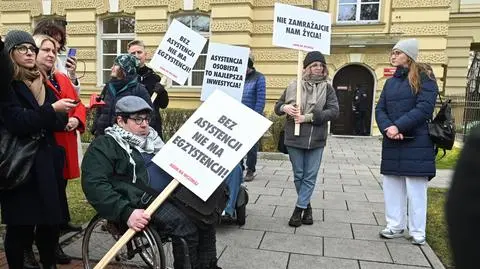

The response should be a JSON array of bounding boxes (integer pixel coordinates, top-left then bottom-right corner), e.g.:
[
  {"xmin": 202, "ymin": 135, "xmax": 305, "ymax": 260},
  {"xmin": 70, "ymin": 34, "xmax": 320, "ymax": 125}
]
[
  {"xmin": 241, "ymin": 141, "xmax": 259, "ymax": 172},
  {"xmin": 224, "ymin": 164, "xmax": 243, "ymax": 216},
  {"xmin": 287, "ymin": 146, "xmax": 324, "ymax": 209}
]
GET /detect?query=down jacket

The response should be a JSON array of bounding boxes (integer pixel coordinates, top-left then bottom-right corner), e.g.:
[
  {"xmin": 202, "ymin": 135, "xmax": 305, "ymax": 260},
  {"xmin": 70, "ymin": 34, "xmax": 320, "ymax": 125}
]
[{"xmin": 375, "ymin": 66, "xmax": 438, "ymax": 178}]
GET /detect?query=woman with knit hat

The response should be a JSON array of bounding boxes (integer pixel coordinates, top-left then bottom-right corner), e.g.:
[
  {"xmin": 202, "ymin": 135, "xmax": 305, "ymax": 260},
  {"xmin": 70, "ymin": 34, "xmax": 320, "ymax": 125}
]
[
  {"xmin": 0, "ymin": 30, "xmax": 77, "ymax": 268},
  {"xmin": 92, "ymin": 53, "xmax": 156, "ymax": 136},
  {"xmin": 274, "ymin": 51, "xmax": 339, "ymax": 227},
  {"xmin": 375, "ymin": 39, "xmax": 438, "ymax": 245}
]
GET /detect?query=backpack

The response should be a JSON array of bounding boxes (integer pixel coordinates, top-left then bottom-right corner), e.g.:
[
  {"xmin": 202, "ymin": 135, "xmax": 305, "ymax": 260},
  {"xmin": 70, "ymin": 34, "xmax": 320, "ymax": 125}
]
[{"xmin": 428, "ymin": 96, "xmax": 455, "ymax": 159}]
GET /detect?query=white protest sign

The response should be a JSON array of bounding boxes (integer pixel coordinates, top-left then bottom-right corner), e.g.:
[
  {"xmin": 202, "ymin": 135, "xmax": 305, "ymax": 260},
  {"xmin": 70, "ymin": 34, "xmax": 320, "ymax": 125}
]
[
  {"xmin": 201, "ymin": 43, "xmax": 250, "ymax": 102},
  {"xmin": 150, "ymin": 19, "xmax": 207, "ymax": 85},
  {"xmin": 153, "ymin": 90, "xmax": 272, "ymax": 201},
  {"xmin": 272, "ymin": 3, "xmax": 331, "ymax": 54}
]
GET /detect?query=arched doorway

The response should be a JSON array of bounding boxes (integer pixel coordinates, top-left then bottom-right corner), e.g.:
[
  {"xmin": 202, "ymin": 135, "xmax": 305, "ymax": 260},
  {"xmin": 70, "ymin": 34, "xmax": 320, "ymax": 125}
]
[{"xmin": 331, "ymin": 64, "xmax": 375, "ymax": 135}]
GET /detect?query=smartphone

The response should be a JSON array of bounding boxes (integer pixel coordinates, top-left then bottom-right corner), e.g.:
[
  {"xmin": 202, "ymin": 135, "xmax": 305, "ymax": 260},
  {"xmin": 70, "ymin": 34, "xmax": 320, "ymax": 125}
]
[
  {"xmin": 67, "ymin": 48, "xmax": 77, "ymax": 58},
  {"xmin": 70, "ymin": 99, "xmax": 81, "ymax": 104}
]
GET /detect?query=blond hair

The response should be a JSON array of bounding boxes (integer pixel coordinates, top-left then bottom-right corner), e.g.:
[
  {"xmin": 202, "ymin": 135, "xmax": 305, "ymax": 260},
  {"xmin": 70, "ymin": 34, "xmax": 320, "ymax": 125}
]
[
  {"xmin": 33, "ymin": 34, "xmax": 58, "ymax": 74},
  {"xmin": 407, "ymin": 60, "xmax": 432, "ymax": 95},
  {"xmin": 303, "ymin": 62, "xmax": 329, "ymax": 77}
]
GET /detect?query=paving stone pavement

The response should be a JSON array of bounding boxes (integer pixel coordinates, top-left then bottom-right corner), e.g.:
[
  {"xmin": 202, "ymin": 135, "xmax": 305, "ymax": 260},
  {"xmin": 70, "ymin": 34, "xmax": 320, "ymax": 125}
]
[{"xmin": 55, "ymin": 136, "xmax": 451, "ymax": 268}]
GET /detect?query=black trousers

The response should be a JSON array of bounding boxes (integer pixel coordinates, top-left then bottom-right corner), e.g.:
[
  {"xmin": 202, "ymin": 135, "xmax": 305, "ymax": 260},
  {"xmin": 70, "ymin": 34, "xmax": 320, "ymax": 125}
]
[
  {"xmin": 4, "ymin": 224, "xmax": 59, "ymax": 268},
  {"xmin": 152, "ymin": 202, "xmax": 218, "ymax": 269}
]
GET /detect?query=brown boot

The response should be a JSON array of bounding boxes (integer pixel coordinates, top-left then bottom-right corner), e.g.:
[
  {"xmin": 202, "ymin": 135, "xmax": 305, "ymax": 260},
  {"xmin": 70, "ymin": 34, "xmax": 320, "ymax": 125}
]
[
  {"xmin": 288, "ymin": 207, "xmax": 303, "ymax": 227},
  {"xmin": 302, "ymin": 203, "xmax": 313, "ymax": 225}
]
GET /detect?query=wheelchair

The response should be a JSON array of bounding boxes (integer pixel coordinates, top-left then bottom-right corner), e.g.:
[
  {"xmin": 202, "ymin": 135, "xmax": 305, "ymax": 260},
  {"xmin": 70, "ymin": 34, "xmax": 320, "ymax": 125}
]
[
  {"xmin": 219, "ymin": 184, "xmax": 249, "ymax": 226},
  {"xmin": 82, "ymin": 214, "xmax": 177, "ymax": 269}
]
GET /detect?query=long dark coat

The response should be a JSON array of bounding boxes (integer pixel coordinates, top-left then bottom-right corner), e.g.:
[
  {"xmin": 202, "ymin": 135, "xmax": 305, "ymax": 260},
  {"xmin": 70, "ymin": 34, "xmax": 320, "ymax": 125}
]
[
  {"xmin": 375, "ymin": 67, "xmax": 438, "ymax": 178},
  {"xmin": 0, "ymin": 80, "xmax": 69, "ymax": 225}
]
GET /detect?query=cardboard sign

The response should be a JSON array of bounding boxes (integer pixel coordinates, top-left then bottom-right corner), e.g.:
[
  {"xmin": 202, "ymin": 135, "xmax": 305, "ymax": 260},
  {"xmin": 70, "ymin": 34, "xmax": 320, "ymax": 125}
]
[
  {"xmin": 384, "ymin": 67, "xmax": 397, "ymax": 77},
  {"xmin": 272, "ymin": 3, "xmax": 331, "ymax": 54},
  {"xmin": 201, "ymin": 43, "xmax": 250, "ymax": 102},
  {"xmin": 150, "ymin": 19, "xmax": 207, "ymax": 85},
  {"xmin": 153, "ymin": 91, "xmax": 272, "ymax": 201}
]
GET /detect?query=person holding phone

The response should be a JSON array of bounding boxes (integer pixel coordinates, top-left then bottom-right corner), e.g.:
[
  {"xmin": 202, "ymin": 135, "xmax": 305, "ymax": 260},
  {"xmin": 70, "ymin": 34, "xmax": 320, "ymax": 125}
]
[
  {"xmin": 33, "ymin": 19, "xmax": 80, "ymax": 94},
  {"xmin": 0, "ymin": 30, "xmax": 76, "ymax": 269},
  {"xmin": 375, "ymin": 39, "xmax": 438, "ymax": 245},
  {"xmin": 29, "ymin": 34, "xmax": 87, "ymax": 266}
]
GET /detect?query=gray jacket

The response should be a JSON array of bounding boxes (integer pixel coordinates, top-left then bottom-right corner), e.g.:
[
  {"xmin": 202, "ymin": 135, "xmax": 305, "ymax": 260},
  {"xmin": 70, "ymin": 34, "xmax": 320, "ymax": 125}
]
[{"xmin": 274, "ymin": 83, "xmax": 339, "ymax": 149}]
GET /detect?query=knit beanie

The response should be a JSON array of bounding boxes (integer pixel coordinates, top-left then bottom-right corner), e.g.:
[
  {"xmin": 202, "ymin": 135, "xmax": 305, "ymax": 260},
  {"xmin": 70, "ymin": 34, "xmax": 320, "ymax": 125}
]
[
  {"xmin": 393, "ymin": 39, "xmax": 419, "ymax": 62},
  {"xmin": 114, "ymin": 54, "xmax": 139, "ymax": 78},
  {"xmin": 303, "ymin": 51, "xmax": 326, "ymax": 68},
  {"xmin": 4, "ymin": 30, "xmax": 36, "ymax": 53}
]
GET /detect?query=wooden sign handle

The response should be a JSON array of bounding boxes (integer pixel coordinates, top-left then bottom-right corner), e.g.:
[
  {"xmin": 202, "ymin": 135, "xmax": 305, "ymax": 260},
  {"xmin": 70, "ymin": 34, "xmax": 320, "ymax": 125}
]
[
  {"xmin": 294, "ymin": 50, "xmax": 303, "ymax": 136},
  {"xmin": 151, "ymin": 92, "xmax": 158, "ymax": 103},
  {"xmin": 93, "ymin": 179, "xmax": 180, "ymax": 269}
]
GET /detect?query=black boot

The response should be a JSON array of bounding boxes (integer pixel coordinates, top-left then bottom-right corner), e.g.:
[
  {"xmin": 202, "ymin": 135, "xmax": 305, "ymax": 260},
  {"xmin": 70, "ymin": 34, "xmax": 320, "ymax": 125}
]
[
  {"xmin": 302, "ymin": 203, "xmax": 313, "ymax": 225},
  {"xmin": 55, "ymin": 245, "xmax": 72, "ymax": 264},
  {"xmin": 288, "ymin": 207, "xmax": 303, "ymax": 227},
  {"xmin": 24, "ymin": 247, "xmax": 40, "ymax": 269}
]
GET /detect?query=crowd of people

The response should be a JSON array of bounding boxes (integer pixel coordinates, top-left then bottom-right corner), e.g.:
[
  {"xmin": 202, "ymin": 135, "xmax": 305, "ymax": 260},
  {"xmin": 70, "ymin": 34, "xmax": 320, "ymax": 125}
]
[{"xmin": 0, "ymin": 18, "xmax": 477, "ymax": 269}]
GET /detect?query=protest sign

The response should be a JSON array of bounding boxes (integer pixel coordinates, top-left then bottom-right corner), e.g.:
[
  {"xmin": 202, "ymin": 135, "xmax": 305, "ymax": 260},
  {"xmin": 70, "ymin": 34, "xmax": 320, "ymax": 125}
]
[
  {"xmin": 150, "ymin": 19, "xmax": 207, "ymax": 85},
  {"xmin": 273, "ymin": 3, "xmax": 331, "ymax": 54},
  {"xmin": 153, "ymin": 90, "xmax": 272, "ymax": 201},
  {"xmin": 201, "ymin": 43, "xmax": 250, "ymax": 102}
]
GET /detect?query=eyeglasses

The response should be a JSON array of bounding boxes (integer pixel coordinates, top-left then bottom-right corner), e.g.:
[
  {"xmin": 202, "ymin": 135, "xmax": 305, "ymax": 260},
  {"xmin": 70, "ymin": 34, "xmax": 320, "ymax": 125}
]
[
  {"xmin": 14, "ymin": 45, "xmax": 38, "ymax": 54},
  {"xmin": 391, "ymin": 50, "xmax": 402, "ymax": 56},
  {"xmin": 129, "ymin": 115, "xmax": 151, "ymax": 125}
]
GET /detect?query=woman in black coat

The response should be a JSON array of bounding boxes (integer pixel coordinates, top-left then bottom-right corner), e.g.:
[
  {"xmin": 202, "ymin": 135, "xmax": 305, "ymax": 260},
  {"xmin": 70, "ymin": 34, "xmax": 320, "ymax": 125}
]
[{"xmin": 0, "ymin": 30, "xmax": 78, "ymax": 269}]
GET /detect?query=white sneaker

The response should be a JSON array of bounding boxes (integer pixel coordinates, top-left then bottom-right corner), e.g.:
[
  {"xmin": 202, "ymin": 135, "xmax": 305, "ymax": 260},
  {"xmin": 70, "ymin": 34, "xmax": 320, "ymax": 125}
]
[
  {"xmin": 411, "ymin": 236, "xmax": 426, "ymax": 245},
  {"xmin": 379, "ymin": 228, "xmax": 405, "ymax": 239}
]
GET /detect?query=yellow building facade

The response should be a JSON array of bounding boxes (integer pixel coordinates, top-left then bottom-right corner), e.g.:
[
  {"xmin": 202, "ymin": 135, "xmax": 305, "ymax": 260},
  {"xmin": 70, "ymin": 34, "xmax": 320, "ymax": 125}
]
[{"xmin": 0, "ymin": 0, "xmax": 478, "ymax": 135}]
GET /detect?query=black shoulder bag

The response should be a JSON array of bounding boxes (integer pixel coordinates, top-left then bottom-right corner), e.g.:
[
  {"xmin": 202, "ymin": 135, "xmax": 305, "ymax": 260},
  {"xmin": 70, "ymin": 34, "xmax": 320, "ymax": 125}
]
[
  {"xmin": 0, "ymin": 128, "xmax": 40, "ymax": 190},
  {"xmin": 428, "ymin": 95, "xmax": 455, "ymax": 159}
]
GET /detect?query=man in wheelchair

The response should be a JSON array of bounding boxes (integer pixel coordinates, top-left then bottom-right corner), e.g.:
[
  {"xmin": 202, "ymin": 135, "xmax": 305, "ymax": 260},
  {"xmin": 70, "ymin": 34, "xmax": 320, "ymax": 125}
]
[{"xmin": 81, "ymin": 96, "xmax": 221, "ymax": 269}]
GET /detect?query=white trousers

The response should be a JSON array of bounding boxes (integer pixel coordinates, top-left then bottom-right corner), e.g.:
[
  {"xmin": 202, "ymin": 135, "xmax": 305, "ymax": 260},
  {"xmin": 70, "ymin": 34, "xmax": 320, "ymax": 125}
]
[{"xmin": 382, "ymin": 175, "xmax": 428, "ymax": 238}]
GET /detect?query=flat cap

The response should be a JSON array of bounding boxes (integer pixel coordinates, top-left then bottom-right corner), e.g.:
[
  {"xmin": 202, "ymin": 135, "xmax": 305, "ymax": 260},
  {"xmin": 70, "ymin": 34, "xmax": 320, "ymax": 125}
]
[{"xmin": 115, "ymin": 96, "xmax": 152, "ymax": 114}]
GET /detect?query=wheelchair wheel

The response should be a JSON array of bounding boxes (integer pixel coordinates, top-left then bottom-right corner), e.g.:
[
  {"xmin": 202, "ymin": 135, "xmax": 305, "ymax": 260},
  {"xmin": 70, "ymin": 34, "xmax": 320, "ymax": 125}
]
[{"xmin": 82, "ymin": 214, "xmax": 165, "ymax": 269}]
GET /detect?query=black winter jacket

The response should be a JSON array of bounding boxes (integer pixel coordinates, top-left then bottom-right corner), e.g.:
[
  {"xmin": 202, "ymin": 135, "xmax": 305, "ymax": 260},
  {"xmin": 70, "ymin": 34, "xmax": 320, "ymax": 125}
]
[{"xmin": 92, "ymin": 79, "xmax": 157, "ymax": 136}]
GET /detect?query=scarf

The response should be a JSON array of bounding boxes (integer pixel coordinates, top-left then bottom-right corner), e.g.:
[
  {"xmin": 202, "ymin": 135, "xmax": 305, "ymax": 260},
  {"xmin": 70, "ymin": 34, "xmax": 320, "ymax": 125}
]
[
  {"xmin": 108, "ymin": 77, "xmax": 138, "ymax": 97},
  {"xmin": 24, "ymin": 75, "xmax": 46, "ymax": 105},
  {"xmin": 284, "ymin": 74, "xmax": 328, "ymax": 115},
  {"xmin": 105, "ymin": 124, "xmax": 164, "ymax": 183}
]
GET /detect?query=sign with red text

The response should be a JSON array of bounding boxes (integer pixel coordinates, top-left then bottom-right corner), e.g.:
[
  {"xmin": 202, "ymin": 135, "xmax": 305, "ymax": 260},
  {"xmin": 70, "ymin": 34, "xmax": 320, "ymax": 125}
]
[
  {"xmin": 272, "ymin": 3, "xmax": 331, "ymax": 54},
  {"xmin": 152, "ymin": 91, "xmax": 272, "ymax": 201},
  {"xmin": 201, "ymin": 43, "xmax": 250, "ymax": 102},
  {"xmin": 150, "ymin": 19, "xmax": 207, "ymax": 85}
]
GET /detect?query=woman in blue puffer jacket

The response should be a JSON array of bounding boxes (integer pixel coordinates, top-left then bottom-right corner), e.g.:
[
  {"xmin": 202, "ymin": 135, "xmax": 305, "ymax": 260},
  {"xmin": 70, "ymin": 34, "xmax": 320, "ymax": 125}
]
[{"xmin": 375, "ymin": 39, "xmax": 438, "ymax": 246}]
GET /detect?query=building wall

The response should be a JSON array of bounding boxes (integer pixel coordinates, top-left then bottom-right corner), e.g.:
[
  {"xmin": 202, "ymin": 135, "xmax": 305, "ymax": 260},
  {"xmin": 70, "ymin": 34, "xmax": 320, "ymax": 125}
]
[{"xmin": 0, "ymin": 0, "xmax": 463, "ymax": 134}]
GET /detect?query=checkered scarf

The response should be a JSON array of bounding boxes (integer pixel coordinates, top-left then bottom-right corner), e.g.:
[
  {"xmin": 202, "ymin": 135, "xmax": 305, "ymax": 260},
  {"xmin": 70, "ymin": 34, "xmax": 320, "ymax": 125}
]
[{"xmin": 105, "ymin": 124, "xmax": 164, "ymax": 182}]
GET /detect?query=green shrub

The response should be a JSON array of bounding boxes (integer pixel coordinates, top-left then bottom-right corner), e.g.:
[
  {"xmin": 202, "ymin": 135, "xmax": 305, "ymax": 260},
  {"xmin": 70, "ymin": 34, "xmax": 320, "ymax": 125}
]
[
  {"xmin": 80, "ymin": 108, "xmax": 287, "ymax": 153},
  {"xmin": 161, "ymin": 108, "xmax": 195, "ymax": 141}
]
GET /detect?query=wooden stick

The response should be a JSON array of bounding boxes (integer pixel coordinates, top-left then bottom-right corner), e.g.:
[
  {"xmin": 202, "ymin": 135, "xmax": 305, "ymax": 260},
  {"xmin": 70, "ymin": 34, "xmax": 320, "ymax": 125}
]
[
  {"xmin": 93, "ymin": 179, "xmax": 180, "ymax": 269},
  {"xmin": 151, "ymin": 92, "xmax": 158, "ymax": 103},
  {"xmin": 294, "ymin": 50, "xmax": 303, "ymax": 136}
]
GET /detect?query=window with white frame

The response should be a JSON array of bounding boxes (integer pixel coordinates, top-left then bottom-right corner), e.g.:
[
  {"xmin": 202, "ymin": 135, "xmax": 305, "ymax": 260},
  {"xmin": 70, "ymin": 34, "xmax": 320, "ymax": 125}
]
[
  {"xmin": 172, "ymin": 14, "xmax": 210, "ymax": 87},
  {"xmin": 337, "ymin": 0, "xmax": 380, "ymax": 23},
  {"xmin": 99, "ymin": 17, "xmax": 135, "ymax": 85}
]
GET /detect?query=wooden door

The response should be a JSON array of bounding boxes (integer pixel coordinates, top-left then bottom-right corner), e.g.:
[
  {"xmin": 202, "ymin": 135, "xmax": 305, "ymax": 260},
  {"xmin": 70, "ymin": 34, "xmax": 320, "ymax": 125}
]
[{"xmin": 331, "ymin": 65, "xmax": 375, "ymax": 135}]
